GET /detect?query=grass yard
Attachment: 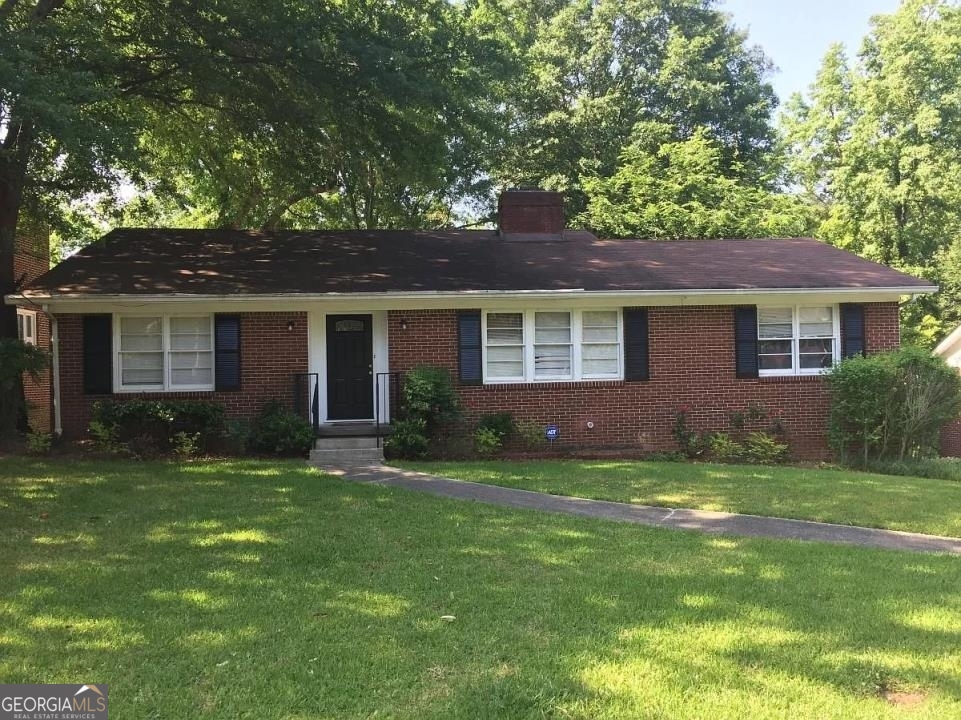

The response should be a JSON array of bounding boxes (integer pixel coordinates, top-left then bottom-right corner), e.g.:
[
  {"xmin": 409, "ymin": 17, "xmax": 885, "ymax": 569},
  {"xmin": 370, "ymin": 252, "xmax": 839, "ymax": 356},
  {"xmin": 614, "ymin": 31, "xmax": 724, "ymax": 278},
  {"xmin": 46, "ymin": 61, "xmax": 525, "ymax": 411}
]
[
  {"xmin": 2, "ymin": 458, "xmax": 961, "ymax": 719},
  {"xmin": 399, "ymin": 460, "xmax": 961, "ymax": 537}
]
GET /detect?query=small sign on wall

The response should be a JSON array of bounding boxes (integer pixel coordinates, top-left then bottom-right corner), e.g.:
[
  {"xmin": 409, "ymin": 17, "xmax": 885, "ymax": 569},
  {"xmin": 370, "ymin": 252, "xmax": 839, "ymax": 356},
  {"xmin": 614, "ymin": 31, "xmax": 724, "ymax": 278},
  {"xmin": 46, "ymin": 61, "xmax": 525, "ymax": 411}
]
[{"xmin": 545, "ymin": 424, "xmax": 559, "ymax": 442}]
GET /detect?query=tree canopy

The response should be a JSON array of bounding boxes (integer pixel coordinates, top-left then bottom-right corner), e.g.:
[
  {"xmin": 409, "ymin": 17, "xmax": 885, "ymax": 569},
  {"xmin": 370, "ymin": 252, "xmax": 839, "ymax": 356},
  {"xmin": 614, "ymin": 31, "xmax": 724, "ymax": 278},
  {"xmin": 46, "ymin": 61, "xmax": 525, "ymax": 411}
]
[
  {"xmin": 782, "ymin": 0, "xmax": 961, "ymax": 343},
  {"xmin": 6, "ymin": 0, "xmax": 961, "ymax": 346}
]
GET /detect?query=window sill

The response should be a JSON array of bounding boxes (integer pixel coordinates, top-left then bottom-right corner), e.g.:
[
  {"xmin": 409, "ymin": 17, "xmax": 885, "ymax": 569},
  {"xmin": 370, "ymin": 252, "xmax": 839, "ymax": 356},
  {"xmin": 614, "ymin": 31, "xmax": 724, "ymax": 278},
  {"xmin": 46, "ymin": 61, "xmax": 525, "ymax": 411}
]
[
  {"xmin": 477, "ymin": 378, "xmax": 625, "ymax": 390},
  {"xmin": 115, "ymin": 386, "xmax": 216, "ymax": 394},
  {"xmin": 756, "ymin": 373, "xmax": 828, "ymax": 381}
]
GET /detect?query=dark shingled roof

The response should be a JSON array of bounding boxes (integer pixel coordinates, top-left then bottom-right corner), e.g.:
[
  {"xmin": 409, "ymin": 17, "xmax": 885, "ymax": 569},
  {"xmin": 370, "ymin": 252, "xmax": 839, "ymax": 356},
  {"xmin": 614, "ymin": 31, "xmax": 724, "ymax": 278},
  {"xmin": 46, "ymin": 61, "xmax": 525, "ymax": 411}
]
[{"xmin": 20, "ymin": 228, "xmax": 933, "ymax": 296}]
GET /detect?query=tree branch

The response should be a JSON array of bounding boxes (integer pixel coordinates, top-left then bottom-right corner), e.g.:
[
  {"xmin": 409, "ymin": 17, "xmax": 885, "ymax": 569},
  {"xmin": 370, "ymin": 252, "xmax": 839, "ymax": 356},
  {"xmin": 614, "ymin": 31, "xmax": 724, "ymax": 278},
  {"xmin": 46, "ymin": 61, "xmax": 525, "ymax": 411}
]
[{"xmin": 261, "ymin": 184, "xmax": 333, "ymax": 229}]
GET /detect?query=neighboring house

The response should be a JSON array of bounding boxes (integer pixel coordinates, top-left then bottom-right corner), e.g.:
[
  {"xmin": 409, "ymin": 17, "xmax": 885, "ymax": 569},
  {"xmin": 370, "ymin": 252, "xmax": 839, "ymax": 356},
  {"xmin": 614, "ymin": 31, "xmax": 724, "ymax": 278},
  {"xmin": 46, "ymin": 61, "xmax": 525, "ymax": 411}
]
[{"xmin": 4, "ymin": 190, "xmax": 935, "ymax": 459}]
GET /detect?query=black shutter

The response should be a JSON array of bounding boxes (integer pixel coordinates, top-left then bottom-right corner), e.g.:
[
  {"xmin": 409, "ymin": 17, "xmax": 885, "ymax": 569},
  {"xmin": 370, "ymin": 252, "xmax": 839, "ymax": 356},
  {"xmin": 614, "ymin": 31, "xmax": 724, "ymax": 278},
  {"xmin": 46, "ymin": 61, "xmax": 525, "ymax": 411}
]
[
  {"xmin": 840, "ymin": 303, "xmax": 866, "ymax": 358},
  {"xmin": 82, "ymin": 314, "xmax": 113, "ymax": 394},
  {"xmin": 623, "ymin": 308, "xmax": 650, "ymax": 381},
  {"xmin": 457, "ymin": 310, "xmax": 482, "ymax": 385},
  {"xmin": 215, "ymin": 315, "xmax": 242, "ymax": 391},
  {"xmin": 734, "ymin": 306, "xmax": 759, "ymax": 378}
]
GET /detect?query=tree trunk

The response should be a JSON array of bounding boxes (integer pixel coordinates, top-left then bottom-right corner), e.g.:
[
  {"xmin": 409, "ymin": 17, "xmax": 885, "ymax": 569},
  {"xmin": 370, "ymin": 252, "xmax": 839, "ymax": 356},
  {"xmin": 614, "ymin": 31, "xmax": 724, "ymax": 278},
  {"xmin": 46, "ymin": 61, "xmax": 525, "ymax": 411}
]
[{"xmin": 0, "ymin": 117, "xmax": 33, "ymax": 339}]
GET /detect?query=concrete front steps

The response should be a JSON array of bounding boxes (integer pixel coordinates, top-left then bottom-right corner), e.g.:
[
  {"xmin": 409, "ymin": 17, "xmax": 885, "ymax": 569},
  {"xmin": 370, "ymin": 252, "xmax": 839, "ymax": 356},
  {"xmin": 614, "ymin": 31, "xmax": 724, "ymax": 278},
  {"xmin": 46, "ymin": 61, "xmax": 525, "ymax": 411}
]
[{"xmin": 309, "ymin": 433, "xmax": 384, "ymax": 466}]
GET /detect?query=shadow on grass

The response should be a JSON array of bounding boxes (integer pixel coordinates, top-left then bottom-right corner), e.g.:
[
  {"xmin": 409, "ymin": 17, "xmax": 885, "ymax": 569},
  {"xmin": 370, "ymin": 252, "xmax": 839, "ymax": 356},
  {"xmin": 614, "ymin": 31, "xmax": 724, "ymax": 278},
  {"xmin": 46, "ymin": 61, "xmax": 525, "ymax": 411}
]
[{"xmin": 1, "ymin": 458, "xmax": 960, "ymax": 718}]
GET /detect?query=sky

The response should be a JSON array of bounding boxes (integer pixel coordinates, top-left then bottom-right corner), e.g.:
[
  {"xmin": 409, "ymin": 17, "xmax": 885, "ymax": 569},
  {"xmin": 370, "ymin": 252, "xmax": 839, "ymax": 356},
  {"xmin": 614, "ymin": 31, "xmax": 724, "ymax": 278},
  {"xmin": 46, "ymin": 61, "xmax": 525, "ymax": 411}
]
[{"xmin": 721, "ymin": 0, "xmax": 902, "ymax": 104}]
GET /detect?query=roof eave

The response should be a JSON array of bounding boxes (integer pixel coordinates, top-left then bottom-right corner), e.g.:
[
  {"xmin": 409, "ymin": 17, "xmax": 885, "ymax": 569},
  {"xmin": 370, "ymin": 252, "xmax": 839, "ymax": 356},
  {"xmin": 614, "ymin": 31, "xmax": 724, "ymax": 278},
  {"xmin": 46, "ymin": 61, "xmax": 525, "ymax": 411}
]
[{"xmin": 5, "ymin": 284, "xmax": 939, "ymax": 306}]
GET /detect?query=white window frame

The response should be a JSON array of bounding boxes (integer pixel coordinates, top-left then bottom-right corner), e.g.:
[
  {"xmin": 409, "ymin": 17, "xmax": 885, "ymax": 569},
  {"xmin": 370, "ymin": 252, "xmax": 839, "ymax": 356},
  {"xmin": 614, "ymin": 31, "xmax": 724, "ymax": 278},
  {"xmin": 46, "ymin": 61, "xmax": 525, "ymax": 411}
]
[
  {"xmin": 482, "ymin": 309, "xmax": 623, "ymax": 384},
  {"xmin": 757, "ymin": 304, "xmax": 840, "ymax": 377},
  {"xmin": 114, "ymin": 314, "xmax": 215, "ymax": 392},
  {"xmin": 17, "ymin": 308, "xmax": 37, "ymax": 346}
]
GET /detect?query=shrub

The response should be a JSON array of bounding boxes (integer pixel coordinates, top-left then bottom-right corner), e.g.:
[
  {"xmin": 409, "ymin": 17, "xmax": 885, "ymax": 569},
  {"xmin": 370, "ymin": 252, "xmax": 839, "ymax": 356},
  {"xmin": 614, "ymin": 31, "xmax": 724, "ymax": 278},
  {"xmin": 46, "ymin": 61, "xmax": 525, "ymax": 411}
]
[
  {"xmin": 26, "ymin": 430, "xmax": 52, "ymax": 455},
  {"xmin": 248, "ymin": 402, "xmax": 314, "ymax": 456},
  {"xmin": 401, "ymin": 366, "xmax": 461, "ymax": 437},
  {"xmin": 473, "ymin": 427, "xmax": 504, "ymax": 456},
  {"xmin": 384, "ymin": 418, "xmax": 429, "ymax": 459},
  {"xmin": 172, "ymin": 431, "xmax": 201, "ymax": 459},
  {"xmin": 827, "ymin": 347, "xmax": 961, "ymax": 465},
  {"xmin": 514, "ymin": 420, "xmax": 544, "ymax": 449},
  {"xmin": 222, "ymin": 418, "xmax": 252, "ymax": 455},
  {"xmin": 477, "ymin": 412, "xmax": 515, "ymax": 440},
  {"xmin": 672, "ymin": 406, "xmax": 709, "ymax": 458},
  {"xmin": 91, "ymin": 399, "xmax": 226, "ymax": 455},
  {"xmin": 708, "ymin": 432, "xmax": 743, "ymax": 463},
  {"xmin": 740, "ymin": 431, "xmax": 789, "ymax": 465},
  {"xmin": 88, "ymin": 419, "xmax": 124, "ymax": 456}
]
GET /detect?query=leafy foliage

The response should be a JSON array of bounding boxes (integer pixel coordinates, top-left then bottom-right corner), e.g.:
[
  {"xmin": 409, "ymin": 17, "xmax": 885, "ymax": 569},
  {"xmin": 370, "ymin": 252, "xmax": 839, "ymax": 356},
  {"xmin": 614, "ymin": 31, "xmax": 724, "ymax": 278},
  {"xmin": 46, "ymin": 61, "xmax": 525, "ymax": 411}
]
[
  {"xmin": 248, "ymin": 402, "xmax": 314, "ymax": 457},
  {"xmin": 478, "ymin": 0, "xmax": 779, "ymax": 218},
  {"xmin": 579, "ymin": 124, "xmax": 816, "ymax": 239},
  {"xmin": 399, "ymin": 366, "xmax": 462, "ymax": 437},
  {"xmin": 782, "ymin": 1, "xmax": 961, "ymax": 342},
  {"xmin": 384, "ymin": 418, "xmax": 429, "ymax": 460},
  {"xmin": 827, "ymin": 347, "xmax": 961, "ymax": 464},
  {"xmin": 385, "ymin": 367, "xmax": 462, "ymax": 459},
  {"xmin": 90, "ymin": 399, "xmax": 226, "ymax": 456},
  {"xmin": 0, "ymin": 338, "xmax": 48, "ymax": 441}
]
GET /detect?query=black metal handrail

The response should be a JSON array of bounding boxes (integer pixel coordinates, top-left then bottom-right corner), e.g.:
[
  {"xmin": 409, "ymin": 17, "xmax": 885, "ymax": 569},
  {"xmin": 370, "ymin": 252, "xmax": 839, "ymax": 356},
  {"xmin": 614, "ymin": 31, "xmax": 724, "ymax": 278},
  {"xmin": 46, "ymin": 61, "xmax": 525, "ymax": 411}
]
[
  {"xmin": 375, "ymin": 371, "xmax": 403, "ymax": 446},
  {"xmin": 292, "ymin": 372, "xmax": 320, "ymax": 433}
]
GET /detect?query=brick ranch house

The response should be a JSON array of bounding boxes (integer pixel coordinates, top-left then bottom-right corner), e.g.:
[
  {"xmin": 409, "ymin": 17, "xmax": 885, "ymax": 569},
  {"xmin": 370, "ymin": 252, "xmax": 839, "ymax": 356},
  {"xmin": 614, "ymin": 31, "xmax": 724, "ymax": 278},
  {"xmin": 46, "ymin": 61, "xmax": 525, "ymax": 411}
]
[{"xmin": 5, "ymin": 190, "xmax": 935, "ymax": 459}]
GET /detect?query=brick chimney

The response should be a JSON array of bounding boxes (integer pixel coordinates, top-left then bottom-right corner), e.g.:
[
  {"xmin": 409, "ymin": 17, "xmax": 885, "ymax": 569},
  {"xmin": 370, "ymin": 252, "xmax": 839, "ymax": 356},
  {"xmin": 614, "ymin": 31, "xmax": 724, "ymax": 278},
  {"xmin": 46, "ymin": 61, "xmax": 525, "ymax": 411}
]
[{"xmin": 498, "ymin": 189, "xmax": 565, "ymax": 235}]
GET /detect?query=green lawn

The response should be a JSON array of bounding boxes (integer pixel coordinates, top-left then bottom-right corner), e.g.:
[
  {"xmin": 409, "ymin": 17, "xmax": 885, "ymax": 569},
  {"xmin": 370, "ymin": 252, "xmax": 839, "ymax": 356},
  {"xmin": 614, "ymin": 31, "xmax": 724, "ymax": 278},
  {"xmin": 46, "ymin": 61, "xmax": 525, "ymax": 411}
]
[
  {"xmin": 2, "ymin": 458, "xmax": 961, "ymax": 719},
  {"xmin": 399, "ymin": 460, "xmax": 961, "ymax": 537}
]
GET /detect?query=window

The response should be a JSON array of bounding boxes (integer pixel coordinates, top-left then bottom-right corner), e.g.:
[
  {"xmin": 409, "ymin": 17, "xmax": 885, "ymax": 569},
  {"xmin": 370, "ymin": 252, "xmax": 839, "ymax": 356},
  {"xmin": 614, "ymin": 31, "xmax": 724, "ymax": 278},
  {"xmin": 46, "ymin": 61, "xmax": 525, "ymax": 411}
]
[
  {"xmin": 485, "ymin": 312, "xmax": 525, "ymax": 381},
  {"xmin": 581, "ymin": 311, "xmax": 620, "ymax": 377},
  {"xmin": 758, "ymin": 305, "xmax": 837, "ymax": 376},
  {"xmin": 483, "ymin": 309, "xmax": 622, "ymax": 383},
  {"xmin": 117, "ymin": 315, "xmax": 214, "ymax": 391},
  {"xmin": 16, "ymin": 309, "xmax": 37, "ymax": 346},
  {"xmin": 534, "ymin": 312, "xmax": 571, "ymax": 379}
]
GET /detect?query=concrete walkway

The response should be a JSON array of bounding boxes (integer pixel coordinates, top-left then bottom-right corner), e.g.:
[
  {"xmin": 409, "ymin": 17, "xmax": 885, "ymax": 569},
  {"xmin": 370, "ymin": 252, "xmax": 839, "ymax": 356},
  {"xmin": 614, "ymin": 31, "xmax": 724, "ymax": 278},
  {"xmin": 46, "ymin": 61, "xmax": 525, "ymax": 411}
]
[{"xmin": 317, "ymin": 463, "xmax": 961, "ymax": 555}]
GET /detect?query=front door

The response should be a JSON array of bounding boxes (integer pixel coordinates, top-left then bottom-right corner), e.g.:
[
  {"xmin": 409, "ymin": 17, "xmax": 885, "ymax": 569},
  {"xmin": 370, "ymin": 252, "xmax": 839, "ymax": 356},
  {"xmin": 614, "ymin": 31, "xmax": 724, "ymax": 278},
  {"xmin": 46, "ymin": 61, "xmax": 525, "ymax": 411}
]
[{"xmin": 326, "ymin": 314, "xmax": 374, "ymax": 420}]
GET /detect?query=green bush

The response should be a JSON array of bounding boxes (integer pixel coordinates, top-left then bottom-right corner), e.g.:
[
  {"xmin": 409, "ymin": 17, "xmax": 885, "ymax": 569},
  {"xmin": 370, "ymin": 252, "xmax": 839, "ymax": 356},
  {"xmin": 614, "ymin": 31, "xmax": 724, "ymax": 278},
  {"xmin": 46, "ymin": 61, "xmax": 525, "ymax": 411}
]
[
  {"xmin": 401, "ymin": 366, "xmax": 461, "ymax": 437},
  {"xmin": 90, "ymin": 399, "xmax": 226, "ymax": 456},
  {"xmin": 248, "ymin": 402, "xmax": 314, "ymax": 456},
  {"xmin": 473, "ymin": 427, "xmax": 504, "ymax": 456},
  {"xmin": 514, "ymin": 420, "xmax": 544, "ymax": 449},
  {"xmin": 477, "ymin": 412, "xmax": 515, "ymax": 441},
  {"xmin": 88, "ymin": 419, "xmax": 125, "ymax": 456},
  {"xmin": 740, "ymin": 431, "xmax": 789, "ymax": 465},
  {"xmin": 827, "ymin": 347, "xmax": 961, "ymax": 465},
  {"xmin": 672, "ymin": 406, "xmax": 709, "ymax": 458},
  {"xmin": 384, "ymin": 418, "xmax": 429, "ymax": 459},
  {"xmin": 222, "ymin": 418, "xmax": 252, "ymax": 455},
  {"xmin": 708, "ymin": 432, "xmax": 743, "ymax": 462},
  {"xmin": 26, "ymin": 430, "xmax": 52, "ymax": 455},
  {"xmin": 172, "ymin": 431, "xmax": 201, "ymax": 459}
]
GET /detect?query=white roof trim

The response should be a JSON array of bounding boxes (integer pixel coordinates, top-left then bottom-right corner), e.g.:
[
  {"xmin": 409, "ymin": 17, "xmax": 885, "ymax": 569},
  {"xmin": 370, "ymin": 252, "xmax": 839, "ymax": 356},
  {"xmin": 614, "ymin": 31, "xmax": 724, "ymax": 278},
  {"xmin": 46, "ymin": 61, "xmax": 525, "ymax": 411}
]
[{"xmin": 4, "ymin": 284, "xmax": 939, "ymax": 305}]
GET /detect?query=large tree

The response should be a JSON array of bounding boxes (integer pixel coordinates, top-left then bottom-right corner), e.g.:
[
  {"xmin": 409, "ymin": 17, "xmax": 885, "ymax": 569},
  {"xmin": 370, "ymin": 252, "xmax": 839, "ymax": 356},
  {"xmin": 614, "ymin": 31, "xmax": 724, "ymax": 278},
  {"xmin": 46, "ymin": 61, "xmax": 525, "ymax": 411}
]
[
  {"xmin": 782, "ymin": 0, "xmax": 961, "ymax": 343},
  {"xmin": 0, "ymin": 0, "xmax": 506, "ymax": 333},
  {"xmin": 579, "ymin": 123, "xmax": 816, "ymax": 239},
  {"xmin": 473, "ymin": 0, "xmax": 780, "ymax": 217}
]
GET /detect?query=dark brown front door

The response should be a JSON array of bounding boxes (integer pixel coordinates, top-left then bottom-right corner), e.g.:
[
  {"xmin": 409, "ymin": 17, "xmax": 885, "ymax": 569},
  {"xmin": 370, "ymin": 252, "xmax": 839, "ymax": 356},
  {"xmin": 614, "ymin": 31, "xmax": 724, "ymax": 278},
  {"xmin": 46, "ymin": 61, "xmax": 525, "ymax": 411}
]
[{"xmin": 326, "ymin": 314, "xmax": 374, "ymax": 420}]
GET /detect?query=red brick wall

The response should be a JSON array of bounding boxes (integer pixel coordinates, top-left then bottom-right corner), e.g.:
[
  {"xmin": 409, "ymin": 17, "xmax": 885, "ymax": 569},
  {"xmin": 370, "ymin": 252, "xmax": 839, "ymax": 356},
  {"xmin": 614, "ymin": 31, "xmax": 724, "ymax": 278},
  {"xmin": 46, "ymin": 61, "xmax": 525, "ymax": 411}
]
[
  {"xmin": 57, "ymin": 312, "xmax": 308, "ymax": 439},
  {"xmin": 941, "ymin": 419, "xmax": 961, "ymax": 457},
  {"xmin": 13, "ymin": 224, "xmax": 52, "ymax": 433},
  {"xmin": 388, "ymin": 302, "xmax": 902, "ymax": 460}
]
